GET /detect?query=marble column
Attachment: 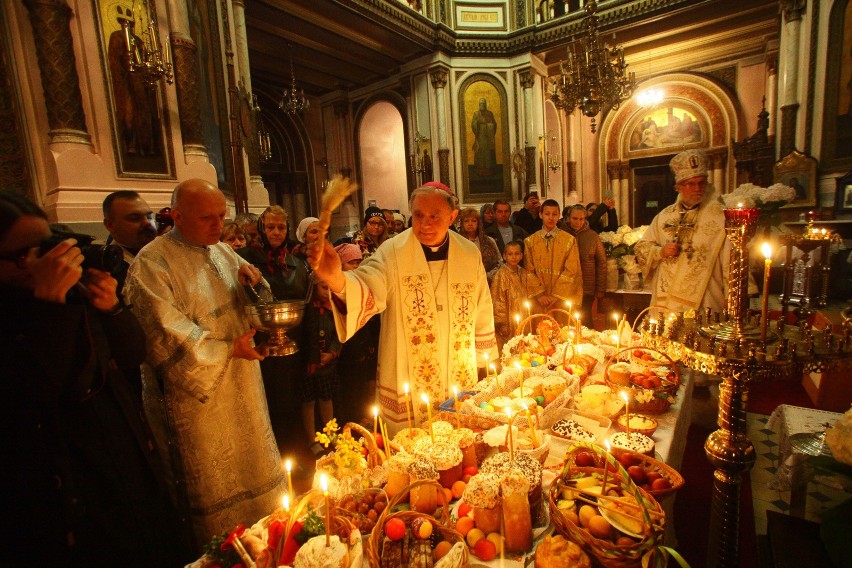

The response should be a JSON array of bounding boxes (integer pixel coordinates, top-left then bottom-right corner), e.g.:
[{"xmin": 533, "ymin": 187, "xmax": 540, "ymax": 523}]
[
  {"xmin": 765, "ymin": 50, "xmax": 778, "ymax": 141},
  {"xmin": 518, "ymin": 68, "xmax": 537, "ymax": 193},
  {"xmin": 23, "ymin": 0, "xmax": 90, "ymax": 145},
  {"xmin": 607, "ymin": 162, "xmax": 621, "ymax": 220},
  {"xmin": 166, "ymin": 0, "xmax": 206, "ymax": 156},
  {"xmin": 778, "ymin": 0, "xmax": 806, "ymax": 157},
  {"xmin": 429, "ymin": 67, "xmax": 450, "ymax": 186}
]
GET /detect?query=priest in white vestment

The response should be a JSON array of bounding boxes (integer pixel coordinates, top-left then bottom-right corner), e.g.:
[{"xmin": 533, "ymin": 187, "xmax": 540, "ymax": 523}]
[
  {"xmin": 124, "ymin": 180, "xmax": 284, "ymax": 546},
  {"xmin": 309, "ymin": 183, "xmax": 498, "ymax": 433},
  {"xmin": 635, "ymin": 150, "xmax": 730, "ymax": 314}
]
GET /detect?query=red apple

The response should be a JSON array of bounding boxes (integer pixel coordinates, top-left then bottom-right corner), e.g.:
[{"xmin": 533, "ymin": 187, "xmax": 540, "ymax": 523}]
[
  {"xmin": 574, "ymin": 452, "xmax": 597, "ymax": 467},
  {"xmin": 652, "ymin": 477, "xmax": 672, "ymax": 491},
  {"xmin": 646, "ymin": 472, "xmax": 663, "ymax": 485},
  {"xmin": 627, "ymin": 465, "xmax": 647, "ymax": 484}
]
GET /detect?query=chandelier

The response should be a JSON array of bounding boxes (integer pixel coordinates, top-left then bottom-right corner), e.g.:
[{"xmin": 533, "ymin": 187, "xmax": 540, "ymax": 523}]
[
  {"xmin": 549, "ymin": 0, "xmax": 634, "ymax": 133},
  {"xmin": 254, "ymin": 96, "xmax": 273, "ymax": 162},
  {"xmin": 120, "ymin": 0, "xmax": 173, "ymax": 86},
  {"xmin": 279, "ymin": 46, "xmax": 309, "ymax": 114}
]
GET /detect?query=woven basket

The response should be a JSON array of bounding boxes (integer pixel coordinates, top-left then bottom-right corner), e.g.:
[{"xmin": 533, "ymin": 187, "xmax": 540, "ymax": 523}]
[
  {"xmin": 564, "ymin": 446, "xmax": 684, "ymax": 500},
  {"xmin": 605, "ymin": 347, "xmax": 680, "ymax": 415},
  {"xmin": 316, "ymin": 422, "xmax": 387, "ymax": 473},
  {"xmin": 549, "ymin": 442, "xmax": 666, "ymax": 568},
  {"xmin": 366, "ymin": 479, "xmax": 467, "ymax": 568}
]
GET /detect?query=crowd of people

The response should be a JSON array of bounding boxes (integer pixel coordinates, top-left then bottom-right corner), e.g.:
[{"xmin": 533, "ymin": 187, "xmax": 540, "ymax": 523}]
[{"xmin": 1, "ymin": 150, "xmax": 723, "ymax": 564}]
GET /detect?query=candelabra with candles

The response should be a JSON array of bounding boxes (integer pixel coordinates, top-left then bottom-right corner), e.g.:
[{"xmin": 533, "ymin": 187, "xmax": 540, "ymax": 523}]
[
  {"xmin": 120, "ymin": 0, "xmax": 173, "ymax": 86},
  {"xmin": 636, "ymin": 206, "xmax": 852, "ymax": 568},
  {"xmin": 254, "ymin": 95, "xmax": 272, "ymax": 162}
]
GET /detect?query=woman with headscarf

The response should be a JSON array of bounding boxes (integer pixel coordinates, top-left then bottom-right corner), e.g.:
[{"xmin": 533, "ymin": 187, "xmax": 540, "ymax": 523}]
[
  {"xmin": 237, "ymin": 205, "xmax": 311, "ymax": 452},
  {"xmin": 291, "ymin": 216, "xmax": 320, "ymax": 260},
  {"xmin": 459, "ymin": 207, "xmax": 502, "ymax": 283},
  {"xmin": 337, "ymin": 206, "xmax": 389, "ymax": 260}
]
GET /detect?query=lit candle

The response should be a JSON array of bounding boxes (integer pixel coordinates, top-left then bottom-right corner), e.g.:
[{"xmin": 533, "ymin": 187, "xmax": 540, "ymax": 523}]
[
  {"xmin": 284, "ymin": 459, "xmax": 294, "ymax": 505},
  {"xmin": 515, "ymin": 313, "xmax": 521, "ymax": 334},
  {"xmin": 737, "ymin": 202, "xmax": 743, "ymax": 209},
  {"xmin": 380, "ymin": 417, "xmax": 391, "ymax": 459},
  {"xmin": 483, "ymin": 352, "xmax": 490, "ymax": 378},
  {"xmin": 760, "ymin": 242, "xmax": 772, "ymax": 343},
  {"xmin": 403, "ymin": 382, "xmax": 413, "ymax": 432},
  {"xmin": 521, "ymin": 403, "xmax": 539, "ymax": 447},
  {"xmin": 524, "ymin": 301, "xmax": 532, "ymax": 332},
  {"xmin": 602, "ymin": 440, "xmax": 612, "ymax": 493},
  {"xmin": 421, "ymin": 393, "xmax": 434, "ymax": 443},
  {"xmin": 372, "ymin": 405, "xmax": 378, "ymax": 435},
  {"xmin": 505, "ymin": 407, "xmax": 515, "ymax": 462},
  {"xmin": 320, "ymin": 473, "xmax": 331, "ymax": 547},
  {"xmin": 283, "ymin": 494, "xmax": 290, "ymax": 513},
  {"xmin": 490, "ymin": 363, "xmax": 500, "ymax": 395},
  {"xmin": 575, "ymin": 311, "xmax": 582, "ymax": 338},
  {"xmin": 620, "ymin": 391, "xmax": 631, "ymax": 436},
  {"xmin": 649, "ymin": 318, "xmax": 658, "ymax": 335}
]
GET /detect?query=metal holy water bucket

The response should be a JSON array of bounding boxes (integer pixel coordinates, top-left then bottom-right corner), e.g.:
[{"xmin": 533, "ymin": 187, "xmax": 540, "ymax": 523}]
[{"xmin": 245, "ymin": 300, "xmax": 306, "ymax": 356}]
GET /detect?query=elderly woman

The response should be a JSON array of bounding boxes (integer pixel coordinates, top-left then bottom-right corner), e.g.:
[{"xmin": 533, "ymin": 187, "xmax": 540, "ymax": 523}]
[
  {"xmin": 237, "ymin": 205, "xmax": 311, "ymax": 451},
  {"xmin": 459, "ymin": 207, "xmax": 501, "ymax": 281},
  {"xmin": 337, "ymin": 206, "xmax": 389, "ymax": 260},
  {"xmin": 565, "ymin": 204, "xmax": 607, "ymax": 327},
  {"xmin": 291, "ymin": 216, "xmax": 321, "ymax": 259}
]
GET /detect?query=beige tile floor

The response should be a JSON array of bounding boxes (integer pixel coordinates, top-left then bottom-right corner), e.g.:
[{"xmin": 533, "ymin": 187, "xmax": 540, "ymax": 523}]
[{"xmin": 746, "ymin": 412, "xmax": 848, "ymax": 536}]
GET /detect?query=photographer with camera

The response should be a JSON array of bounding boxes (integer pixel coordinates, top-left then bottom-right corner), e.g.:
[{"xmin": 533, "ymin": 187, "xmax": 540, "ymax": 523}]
[{"xmin": 0, "ymin": 192, "xmax": 190, "ymax": 565}]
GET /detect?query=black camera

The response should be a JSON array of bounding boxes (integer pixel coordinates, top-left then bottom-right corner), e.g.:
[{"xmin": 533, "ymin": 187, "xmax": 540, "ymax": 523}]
[{"xmin": 40, "ymin": 230, "xmax": 125, "ymax": 277}]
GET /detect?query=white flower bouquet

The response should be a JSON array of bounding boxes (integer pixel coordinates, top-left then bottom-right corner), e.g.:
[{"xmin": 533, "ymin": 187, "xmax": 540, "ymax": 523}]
[
  {"xmin": 600, "ymin": 224, "xmax": 649, "ymax": 261},
  {"xmin": 720, "ymin": 183, "xmax": 797, "ymax": 225}
]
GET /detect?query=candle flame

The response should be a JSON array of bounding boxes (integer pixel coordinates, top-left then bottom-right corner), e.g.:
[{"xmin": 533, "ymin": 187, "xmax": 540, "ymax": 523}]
[
  {"xmin": 620, "ymin": 391, "xmax": 629, "ymax": 403},
  {"xmin": 761, "ymin": 242, "xmax": 772, "ymax": 260},
  {"xmin": 489, "ymin": 363, "xmax": 496, "ymax": 371},
  {"xmin": 505, "ymin": 407, "xmax": 512, "ymax": 418},
  {"xmin": 320, "ymin": 473, "xmax": 328, "ymax": 493},
  {"xmin": 284, "ymin": 458, "xmax": 292, "ymax": 473},
  {"xmin": 484, "ymin": 352, "xmax": 489, "ymax": 363},
  {"xmin": 421, "ymin": 392, "xmax": 429, "ymax": 405},
  {"xmin": 649, "ymin": 319, "xmax": 657, "ymax": 325},
  {"xmin": 403, "ymin": 382, "xmax": 409, "ymax": 395},
  {"xmin": 452, "ymin": 385, "xmax": 459, "ymax": 397},
  {"xmin": 514, "ymin": 361, "xmax": 522, "ymax": 370},
  {"xmin": 604, "ymin": 439, "xmax": 611, "ymax": 451},
  {"xmin": 521, "ymin": 402, "xmax": 528, "ymax": 411},
  {"xmin": 737, "ymin": 202, "xmax": 743, "ymax": 209},
  {"xmin": 524, "ymin": 300, "xmax": 530, "ymax": 309},
  {"xmin": 372, "ymin": 405, "xmax": 378, "ymax": 418},
  {"xmin": 515, "ymin": 313, "xmax": 520, "ymax": 323},
  {"xmin": 613, "ymin": 313, "xmax": 619, "ymax": 321}
]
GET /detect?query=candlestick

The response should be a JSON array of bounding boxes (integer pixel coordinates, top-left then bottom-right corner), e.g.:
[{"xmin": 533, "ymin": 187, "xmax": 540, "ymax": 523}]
[
  {"xmin": 505, "ymin": 408, "xmax": 514, "ymax": 462},
  {"xmin": 620, "ymin": 391, "xmax": 631, "ymax": 436},
  {"xmin": 403, "ymin": 382, "xmax": 413, "ymax": 433},
  {"xmin": 284, "ymin": 459, "xmax": 294, "ymax": 505},
  {"xmin": 421, "ymin": 393, "xmax": 434, "ymax": 443},
  {"xmin": 521, "ymin": 403, "xmax": 539, "ymax": 446},
  {"xmin": 760, "ymin": 242, "xmax": 772, "ymax": 343},
  {"xmin": 320, "ymin": 473, "xmax": 331, "ymax": 547},
  {"xmin": 372, "ymin": 405, "xmax": 378, "ymax": 435},
  {"xmin": 601, "ymin": 440, "xmax": 612, "ymax": 493}
]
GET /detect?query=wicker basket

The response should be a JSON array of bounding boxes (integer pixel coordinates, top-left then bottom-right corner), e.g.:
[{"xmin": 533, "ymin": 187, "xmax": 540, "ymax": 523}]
[
  {"xmin": 366, "ymin": 479, "xmax": 467, "ymax": 568},
  {"xmin": 549, "ymin": 442, "xmax": 666, "ymax": 568},
  {"xmin": 564, "ymin": 445, "xmax": 684, "ymax": 500},
  {"xmin": 604, "ymin": 347, "xmax": 680, "ymax": 415},
  {"xmin": 316, "ymin": 422, "xmax": 387, "ymax": 472}
]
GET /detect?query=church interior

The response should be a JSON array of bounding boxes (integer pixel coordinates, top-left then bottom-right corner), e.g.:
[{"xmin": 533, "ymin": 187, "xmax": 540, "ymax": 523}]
[{"xmin": 2, "ymin": 1, "xmax": 852, "ymax": 567}]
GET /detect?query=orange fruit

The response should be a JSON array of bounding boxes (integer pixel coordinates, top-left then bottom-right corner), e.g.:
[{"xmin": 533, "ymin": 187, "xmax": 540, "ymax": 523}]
[
  {"xmin": 433, "ymin": 540, "xmax": 453, "ymax": 561},
  {"xmin": 455, "ymin": 515, "xmax": 475, "ymax": 537},
  {"xmin": 442, "ymin": 487, "xmax": 453, "ymax": 503},
  {"xmin": 451, "ymin": 480, "xmax": 467, "ymax": 500}
]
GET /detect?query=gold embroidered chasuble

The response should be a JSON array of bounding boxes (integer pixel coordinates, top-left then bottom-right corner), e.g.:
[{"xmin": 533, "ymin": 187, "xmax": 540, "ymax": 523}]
[
  {"xmin": 634, "ymin": 195, "xmax": 729, "ymax": 312},
  {"xmin": 489, "ymin": 264, "xmax": 541, "ymax": 348},
  {"xmin": 523, "ymin": 229, "xmax": 584, "ymax": 307},
  {"xmin": 329, "ymin": 230, "xmax": 497, "ymax": 433},
  {"xmin": 124, "ymin": 233, "xmax": 284, "ymax": 544}
]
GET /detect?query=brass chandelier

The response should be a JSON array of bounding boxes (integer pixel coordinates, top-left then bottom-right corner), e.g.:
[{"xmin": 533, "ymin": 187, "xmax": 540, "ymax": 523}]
[
  {"xmin": 549, "ymin": 1, "xmax": 634, "ymax": 133},
  {"xmin": 279, "ymin": 46, "xmax": 309, "ymax": 115},
  {"xmin": 120, "ymin": 0, "xmax": 173, "ymax": 86}
]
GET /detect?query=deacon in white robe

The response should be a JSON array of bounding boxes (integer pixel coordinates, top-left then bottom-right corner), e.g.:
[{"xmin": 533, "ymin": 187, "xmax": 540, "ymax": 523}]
[
  {"xmin": 124, "ymin": 180, "xmax": 284, "ymax": 545},
  {"xmin": 309, "ymin": 184, "xmax": 498, "ymax": 433},
  {"xmin": 635, "ymin": 150, "xmax": 729, "ymax": 314}
]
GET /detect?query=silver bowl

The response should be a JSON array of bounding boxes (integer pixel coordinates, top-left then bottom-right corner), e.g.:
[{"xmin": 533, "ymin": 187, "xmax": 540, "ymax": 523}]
[{"xmin": 245, "ymin": 300, "xmax": 306, "ymax": 356}]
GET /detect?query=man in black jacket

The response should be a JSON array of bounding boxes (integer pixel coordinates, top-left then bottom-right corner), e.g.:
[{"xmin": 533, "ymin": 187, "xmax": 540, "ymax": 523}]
[
  {"xmin": 486, "ymin": 199, "xmax": 528, "ymax": 253},
  {"xmin": 512, "ymin": 191, "xmax": 543, "ymax": 234}
]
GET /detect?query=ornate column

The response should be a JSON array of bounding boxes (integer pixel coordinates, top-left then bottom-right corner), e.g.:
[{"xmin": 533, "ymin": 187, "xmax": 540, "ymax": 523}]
[
  {"xmin": 565, "ymin": 107, "xmax": 578, "ymax": 205},
  {"xmin": 429, "ymin": 67, "xmax": 450, "ymax": 186},
  {"xmin": 765, "ymin": 50, "xmax": 778, "ymax": 141},
  {"xmin": 778, "ymin": 0, "xmax": 806, "ymax": 157},
  {"xmin": 519, "ymin": 68, "xmax": 537, "ymax": 192},
  {"xmin": 166, "ymin": 0, "xmax": 205, "ymax": 157},
  {"xmin": 231, "ymin": 0, "xmax": 260, "ymax": 179},
  {"xmin": 23, "ymin": 0, "xmax": 90, "ymax": 145},
  {"xmin": 708, "ymin": 149, "xmax": 727, "ymax": 193},
  {"xmin": 606, "ymin": 161, "xmax": 621, "ymax": 219}
]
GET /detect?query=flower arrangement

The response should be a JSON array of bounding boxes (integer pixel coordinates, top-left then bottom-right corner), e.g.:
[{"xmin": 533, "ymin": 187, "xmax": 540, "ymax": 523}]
[
  {"xmin": 720, "ymin": 183, "xmax": 797, "ymax": 225},
  {"xmin": 599, "ymin": 224, "xmax": 649, "ymax": 265},
  {"xmin": 315, "ymin": 419, "xmax": 367, "ymax": 475}
]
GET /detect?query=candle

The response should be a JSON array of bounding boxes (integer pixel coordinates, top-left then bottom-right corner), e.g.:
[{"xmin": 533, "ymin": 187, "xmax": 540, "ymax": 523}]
[
  {"xmin": 575, "ymin": 311, "xmax": 582, "ymax": 338},
  {"xmin": 284, "ymin": 459, "xmax": 294, "ymax": 505},
  {"xmin": 452, "ymin": 385, "xmax": 461, "ymax": 427},
  {"xmin": 521, "ymin": 403, "xmax": 539, "ymax": 447},
  {"xmin": 283, "ymin": 494, "xmax": 290, "ymax": 513},
  {"xmin": 483, "ymin": 352, "xmax": 490, "ymax": 379},
  {"xmin": 515, "ymin": 313, "xmax": 521, "ymax": 334},
  {"xmin": 760, "ymin": 242, "xmax": 772, "ymax": 343},
  {"xmin": 372, "ymin": 405, "xmax": 378, "ymax": 435},
  {"xmin": 524, "ymin": 301, "xmax": 532, "ymax": 333},
  {"xmin": 403, "ymin": 382, "xmax": 413, "ymax": 432},
  {"xmin": 320, "ymin": 473, "xmax": 331, "ymax": 547},
  {"xmin": 620, "ymin": 391, "xmax": 631, "ymax": 436},
  {"xmin": 490, "ymin": 363, "xmax": 500, "ymax": 395},
  {"xmin": 380, "ymin": 417, "xmax": 391, "ymax": 459},
  {"xmin": 602, "ymin": 440, "xmax": 612, "ymax": 493},
  {"xmin": 505, "ymin": 407, "xmax": 514, "ymax": 462},
  {"xmin": 421, "ymin": 393, "xmax": 434, "ymax": 443}
]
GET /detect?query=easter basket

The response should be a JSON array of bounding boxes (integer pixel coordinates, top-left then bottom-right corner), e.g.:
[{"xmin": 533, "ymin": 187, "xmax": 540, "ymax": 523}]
[
  {"xmin": 604, "ymin": 348, "xmax": 680, "ymax": 415},
  {"xmin": 548, "ymin": 442, "xmax": 667, "ymax": 568},
  {"xmin": 366, "ymin": 479, "xmax": 468, "ymax": 568},
  {"xmin": 565, "ymin": 445, "xmax": 685, "ymax": 500}
]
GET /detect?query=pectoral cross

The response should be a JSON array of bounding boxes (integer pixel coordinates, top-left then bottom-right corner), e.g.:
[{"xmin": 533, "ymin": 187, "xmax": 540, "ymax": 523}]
[{"xmin": 672, "ymin": 210, "xmax": 696, "ymax": 260}]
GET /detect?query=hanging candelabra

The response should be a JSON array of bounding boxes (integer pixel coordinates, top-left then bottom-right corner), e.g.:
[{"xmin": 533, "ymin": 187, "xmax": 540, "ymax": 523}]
[
  {"xmin": 254, "ymin": 95, "xmax": 272, "ymax": 162},
  {"xmin": 120, "ymin": 0, "xmax": 173, "ymax": 86},
  {"xmin": 279, "ymin": 45, "xmax": 309, "ymax": 114},
  {"xmin": 549, "ymin": 0, "xmax": 634, "ymax": 132}
]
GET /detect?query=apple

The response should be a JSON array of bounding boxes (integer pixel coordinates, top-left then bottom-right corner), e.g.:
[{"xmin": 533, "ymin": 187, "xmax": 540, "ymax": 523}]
[
  {"xmin": 574, "ymin": 452, "xmax": 597, "ymax": 468},
  {"xmin": 627, "ymin": 465, "xmax": 647, "ymax": 484},
  {"xmin": 652, "ymin": 477, "xmax": 672, "ymax": 491},
  {"xmin": 646, "ymin": 472, "xmax": 663, "ymax": 485},
  {"xmin": 385, "ymin": 518, "xmax": 406, "ymax": 541}
]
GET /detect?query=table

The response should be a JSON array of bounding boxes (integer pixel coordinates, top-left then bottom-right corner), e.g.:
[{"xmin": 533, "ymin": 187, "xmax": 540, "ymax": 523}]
[
  {"xmin": 767, "ymin": 404, "xmax": 844, "ymax": 516},
  {"xmin": 604, "ymin": 289, "xmax": 652, "ymax": 326}
]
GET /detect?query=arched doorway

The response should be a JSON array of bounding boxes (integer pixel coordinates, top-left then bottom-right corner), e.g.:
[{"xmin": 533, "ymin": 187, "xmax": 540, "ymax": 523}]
[{"xmin": 356, "ymin": 98, "xmax": 410, "ymax": 216}]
